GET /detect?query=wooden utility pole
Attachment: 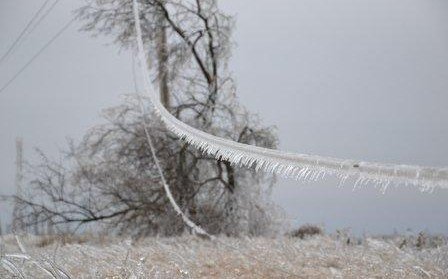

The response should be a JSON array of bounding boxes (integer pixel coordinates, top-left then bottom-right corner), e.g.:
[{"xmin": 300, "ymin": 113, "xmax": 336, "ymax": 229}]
[
  {"xmin": 156, "ymin": 2, "xmax": 170, "ymax": 109},
  {"xmin": 12, "ymin": 137, "xmax": 24, "ymax": 233}
]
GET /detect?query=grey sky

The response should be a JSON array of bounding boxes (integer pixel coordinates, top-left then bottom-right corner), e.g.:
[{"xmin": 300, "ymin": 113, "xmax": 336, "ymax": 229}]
[{"xmin": 1, "ymin": 0, "xmax": 447, "ymax": 235}]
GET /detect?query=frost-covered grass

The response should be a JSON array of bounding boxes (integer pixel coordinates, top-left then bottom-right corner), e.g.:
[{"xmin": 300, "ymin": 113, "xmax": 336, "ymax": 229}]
[{"xmin": 1, "ymin": 234, "xmax": 447, "ymax": 278}]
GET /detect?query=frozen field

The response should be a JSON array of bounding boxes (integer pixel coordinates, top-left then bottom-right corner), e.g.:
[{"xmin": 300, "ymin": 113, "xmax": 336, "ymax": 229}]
[{"xmin": 1, "ymin": 234, "xmax": 447, "ymax": 278}]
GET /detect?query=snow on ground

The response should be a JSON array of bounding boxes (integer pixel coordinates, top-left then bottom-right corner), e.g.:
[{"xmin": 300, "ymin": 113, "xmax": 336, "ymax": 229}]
[{"xmin": 1, "ymin": 234, "xmax": 447, "ymax": 278}]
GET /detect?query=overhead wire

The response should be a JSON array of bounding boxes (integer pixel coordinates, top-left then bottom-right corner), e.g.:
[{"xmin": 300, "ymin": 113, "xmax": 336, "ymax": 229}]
[
  {"xmin": 0, "ymin": 18, "xmax": 75, "ymax": 95},
  {"xmin": 7, "ymin": 0, "xmax": 62, "ymax": 60},
  {"xmin": 0, "ymin": 0, "xmax": 53, "ymax": 66}
]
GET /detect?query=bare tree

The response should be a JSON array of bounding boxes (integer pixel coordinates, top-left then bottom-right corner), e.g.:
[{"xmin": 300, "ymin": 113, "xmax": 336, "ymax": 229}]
[{"xmin": 11, "ymin": 0, "xmax": 282, "ymax": 237}]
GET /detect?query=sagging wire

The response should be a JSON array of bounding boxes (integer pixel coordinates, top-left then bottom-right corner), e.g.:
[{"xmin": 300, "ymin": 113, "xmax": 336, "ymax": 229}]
[{"xmin": 131, "ymin": 0, "xmax": 448, "ymax": 192}]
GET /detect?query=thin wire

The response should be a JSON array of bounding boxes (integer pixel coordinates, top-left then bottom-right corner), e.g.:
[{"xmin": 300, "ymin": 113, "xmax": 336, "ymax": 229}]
[
  {"xmin": 0, "ymin": 0, "xmax": 53, "ymax": 66},
  {"xmin": 28, "ymin": 0, "xmax": 61, "ymax": 35},
  {"xmin": 8, "ymin": 0, "xmax": 61, "ymax": 60},
  {"xmin": 0, "ymin": 18, "xmax": 75, "ymax": 95}
]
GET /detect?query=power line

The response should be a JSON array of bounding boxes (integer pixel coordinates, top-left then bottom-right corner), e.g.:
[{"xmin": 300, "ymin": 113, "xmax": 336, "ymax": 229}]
[
  {"xmin": 0, "ymin": 0, "xmax": 53, "ymax": 66},
  {"xmin": 8, "ymin": 0, "xmax": 61, "ymax": 60},
  {"xmin": 0, "ymin": 18, "xmax": 75, "ymax": 95},
  {"xmin": 29, "ymin": 0, "xmax": 60, "ymax": 35}
]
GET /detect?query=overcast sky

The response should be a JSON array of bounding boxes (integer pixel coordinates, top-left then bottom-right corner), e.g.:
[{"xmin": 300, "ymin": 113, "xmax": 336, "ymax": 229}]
[{"xmin": 1, "ymin": 0, "xmax": 447, "ymax": 235}]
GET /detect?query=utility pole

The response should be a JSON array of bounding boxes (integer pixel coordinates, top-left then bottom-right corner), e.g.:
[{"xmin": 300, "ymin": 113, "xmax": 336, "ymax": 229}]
[
  {"xmin": 12, "ymin": 137, "xmax": 24, "ymax": 233},
  {"xmin": 156, "ymin": 1, "xmax": 170, "ymax": 109}
]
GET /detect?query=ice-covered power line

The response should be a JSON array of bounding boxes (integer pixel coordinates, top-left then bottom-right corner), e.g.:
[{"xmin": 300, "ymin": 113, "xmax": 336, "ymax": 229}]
[
  {"xmin": 131, "ymin": 53, "xmax": 210, "ymax": 239},
  {"xmin": 132, "ymin": 0, "xmax": 448, "ymax": 191},
  {"xmin": 0, "ymin": 0, "xmax": 53, "ymax": 66}
]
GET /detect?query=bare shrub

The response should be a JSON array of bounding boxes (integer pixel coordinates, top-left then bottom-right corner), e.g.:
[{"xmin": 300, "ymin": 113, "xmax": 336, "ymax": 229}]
[
  {"xmin": 290, "ymin": 224, "xmax": 323, "ymax": 239},
  {"xmin": 36, "ymin": 234, "xmax": 90, "ymax": 248},
  {"xmin": 416, "ymin": 232, "xmax": 426, "ymax": 250}
]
